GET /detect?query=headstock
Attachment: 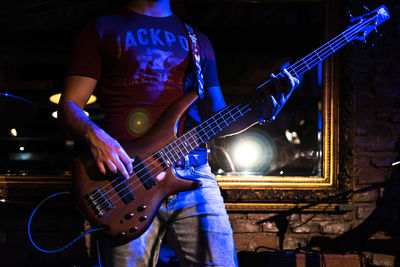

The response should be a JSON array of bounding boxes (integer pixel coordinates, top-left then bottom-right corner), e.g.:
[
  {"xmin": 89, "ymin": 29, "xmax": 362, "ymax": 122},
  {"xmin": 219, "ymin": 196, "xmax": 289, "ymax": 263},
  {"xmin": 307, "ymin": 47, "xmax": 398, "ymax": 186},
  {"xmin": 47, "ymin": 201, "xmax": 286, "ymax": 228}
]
[{"xmin": 346, "ymin": 5, "xmax": 390, "ymax": 43}]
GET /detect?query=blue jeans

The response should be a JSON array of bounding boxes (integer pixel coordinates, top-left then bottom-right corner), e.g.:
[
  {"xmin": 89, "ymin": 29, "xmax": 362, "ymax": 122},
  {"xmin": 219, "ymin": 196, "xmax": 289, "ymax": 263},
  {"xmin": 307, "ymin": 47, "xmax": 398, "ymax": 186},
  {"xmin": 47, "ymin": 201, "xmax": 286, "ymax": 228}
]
[{"xmin": 100, "ymin": 156, "xmax": 238, "ymax": 267}]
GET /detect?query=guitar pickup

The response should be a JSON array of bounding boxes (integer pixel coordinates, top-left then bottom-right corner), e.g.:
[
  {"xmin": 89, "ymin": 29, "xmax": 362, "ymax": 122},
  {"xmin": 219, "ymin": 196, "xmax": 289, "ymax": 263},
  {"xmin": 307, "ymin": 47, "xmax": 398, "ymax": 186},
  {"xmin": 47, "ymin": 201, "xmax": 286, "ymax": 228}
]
[
  {"xmin": 111, "ymin": 176, "xmax": 135, "ymax": 204},
  {"xmin": 132, "ymin": 156, "xmax": 157, "ymax": 190}
]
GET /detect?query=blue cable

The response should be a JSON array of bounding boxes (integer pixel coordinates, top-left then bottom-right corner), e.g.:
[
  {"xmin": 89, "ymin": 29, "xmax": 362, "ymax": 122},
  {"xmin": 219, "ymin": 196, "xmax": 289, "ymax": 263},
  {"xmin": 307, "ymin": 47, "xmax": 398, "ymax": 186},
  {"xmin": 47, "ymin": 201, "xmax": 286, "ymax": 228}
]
[{"xmin": 28, "ymin": 191, "xmax": 105, "ymax": 253}]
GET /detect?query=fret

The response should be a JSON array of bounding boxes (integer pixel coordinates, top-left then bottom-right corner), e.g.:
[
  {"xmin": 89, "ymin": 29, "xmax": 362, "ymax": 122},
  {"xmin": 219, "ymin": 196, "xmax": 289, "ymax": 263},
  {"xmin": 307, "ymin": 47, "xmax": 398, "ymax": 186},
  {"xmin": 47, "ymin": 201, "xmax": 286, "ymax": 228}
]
[
  {"xmin": 302, "ymin": 58, "xmax": 311, "ymax": 70},
  {"xmin": 159, "ymin": 147, "xmax": 173, "ymax": 166},
  {"xmin": 218, "ymin": 112, "xmax": 229, "ymax": 127},
  {"xmin": 182, "ymin": 143, "xmax": 190, "ymax": 155},
  {"xmin": 225, "ymin": 108, "xmax": 236, "ymax": 124},
  {"xmin": 211, "ymin": 116, "xmax": 222, "ymax": 131},
  {"xmin": 327, "ymin": 40, "xmax": 336, "ymax": 52},
  {"xmin": 157, "ymin": 149, "xmax": 168, "ymax": 166},
  {"xmin": 230, "ymin": 107, "xmax": 239, "ymax": 121},
  {"xmin": 314, "ymin": 51, "xmax": 322, "ymax": 61},
  {"xmin": 173, "ymin": 139, "xmax": 185, "ymax": 159},
  {"xmin": 205, "ymin": 123, "xmax": 215, "ymax": 136},
  {"xmin": 180, "ymin": 136, "xmax": 191, "ymax": 155},
  {"xmin": 196, "ymin": 128, "xmax": 208, "ymax": 143},
  {"xmin": 237, "ymin": 106, "xmax": 244, "ymax": 117},
  {"xmin": 287, "ymin": 66, "xmax": 298, "ymax": 78},
  {"xmin": 309, "ymin": 53, "xmax": 320, "ymax": 68},
  {"xmin": 186, "ymin": 130, "xmax": 200, "ymax": 148},
  {"xmin": 165, "ymin": 144, "xmax": 179, "ymax": 164},
  {"xmin": 341, "ymin": 32, "xmax": 350, "ymax": 42},
  {"xmin": 163, "ymin": 146, "xmax": 174, "ymax": 165}
]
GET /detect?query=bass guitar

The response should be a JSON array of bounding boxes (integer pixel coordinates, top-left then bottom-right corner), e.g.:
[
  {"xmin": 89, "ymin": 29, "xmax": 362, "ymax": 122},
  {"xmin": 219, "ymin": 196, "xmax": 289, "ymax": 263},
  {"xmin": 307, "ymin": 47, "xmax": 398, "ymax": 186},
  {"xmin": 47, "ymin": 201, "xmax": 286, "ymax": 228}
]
[{"xmin": 72, "ymin": 5, "xmax": 390, "ymax": 243}]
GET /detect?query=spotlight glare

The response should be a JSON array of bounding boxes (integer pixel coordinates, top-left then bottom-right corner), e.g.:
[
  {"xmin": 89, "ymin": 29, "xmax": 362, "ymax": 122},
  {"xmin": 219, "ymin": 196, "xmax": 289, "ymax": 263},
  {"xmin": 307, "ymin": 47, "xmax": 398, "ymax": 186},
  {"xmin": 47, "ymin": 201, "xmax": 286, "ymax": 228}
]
[
  {"xmin": 229, "ymin": 130, "xmax": 276, "ymax": 172},
  {"xmin": 285, "ymin": 130, "xmax": 301, "ymax": 144},
  {"xmin": 230, "ymin": 135, "xmax": 271, "ymax": 171},
  {"xmin": 49, "ymin": 93, "xmax": 97, "ymax": 105},
  {"xmin": 10, "ymin": 128, "xmax": 17, "ymax": 137}
]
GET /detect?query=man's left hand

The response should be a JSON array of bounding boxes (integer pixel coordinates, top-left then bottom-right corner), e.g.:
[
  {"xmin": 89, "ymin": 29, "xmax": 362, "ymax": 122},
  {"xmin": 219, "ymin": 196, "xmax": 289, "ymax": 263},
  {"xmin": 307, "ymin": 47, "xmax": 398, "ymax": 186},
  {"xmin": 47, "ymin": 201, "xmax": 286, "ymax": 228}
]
[{"xmin": 270, "ymin": 68, "xmax": 300, "ymax": 107}]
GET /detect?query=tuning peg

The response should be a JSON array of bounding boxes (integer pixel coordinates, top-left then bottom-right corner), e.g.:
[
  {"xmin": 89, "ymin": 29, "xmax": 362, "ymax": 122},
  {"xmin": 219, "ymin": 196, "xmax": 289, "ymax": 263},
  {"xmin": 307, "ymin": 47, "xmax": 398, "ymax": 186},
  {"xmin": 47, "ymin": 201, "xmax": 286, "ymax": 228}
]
[{"xmin": 347, "ymin": 10, "xmax": 353, "ymax": 18}]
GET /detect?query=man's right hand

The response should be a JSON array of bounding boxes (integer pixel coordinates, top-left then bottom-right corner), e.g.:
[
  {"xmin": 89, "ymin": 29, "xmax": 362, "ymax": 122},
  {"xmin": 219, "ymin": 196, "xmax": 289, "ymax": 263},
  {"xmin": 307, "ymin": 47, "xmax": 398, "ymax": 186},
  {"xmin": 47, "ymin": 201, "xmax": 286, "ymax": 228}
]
[
  {"xmin": 58, "ymin": 75, "xmax": 134, "ymax": 179},
  {"xmin": 86, "ymin": 126, "xmax": 134, "ymax": 179}
]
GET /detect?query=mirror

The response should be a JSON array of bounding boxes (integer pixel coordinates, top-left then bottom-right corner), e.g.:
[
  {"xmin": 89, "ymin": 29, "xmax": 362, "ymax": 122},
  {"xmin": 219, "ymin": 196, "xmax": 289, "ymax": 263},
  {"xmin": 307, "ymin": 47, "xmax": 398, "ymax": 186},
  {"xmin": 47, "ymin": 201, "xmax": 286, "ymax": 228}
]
[{"xmin": 174, "ymin": 0, "xmax": 339, "ymax": 191}]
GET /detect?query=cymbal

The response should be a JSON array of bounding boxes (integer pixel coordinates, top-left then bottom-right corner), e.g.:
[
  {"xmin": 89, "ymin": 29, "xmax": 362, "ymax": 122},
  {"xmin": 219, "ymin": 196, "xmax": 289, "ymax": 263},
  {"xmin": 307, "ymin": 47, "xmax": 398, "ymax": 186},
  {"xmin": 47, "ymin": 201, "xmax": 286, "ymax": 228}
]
[{"xmin": 0, "ymin": 92, "xmax": 38, "ymax": 126}]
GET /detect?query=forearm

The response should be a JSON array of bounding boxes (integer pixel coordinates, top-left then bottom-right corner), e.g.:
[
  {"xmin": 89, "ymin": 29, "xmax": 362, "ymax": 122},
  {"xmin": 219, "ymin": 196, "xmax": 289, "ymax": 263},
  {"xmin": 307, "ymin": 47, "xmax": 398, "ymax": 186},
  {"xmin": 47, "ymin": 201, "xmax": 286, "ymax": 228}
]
[{"xmin": 57, "ymin": 99, "xmax": 101, "ymax": 144}]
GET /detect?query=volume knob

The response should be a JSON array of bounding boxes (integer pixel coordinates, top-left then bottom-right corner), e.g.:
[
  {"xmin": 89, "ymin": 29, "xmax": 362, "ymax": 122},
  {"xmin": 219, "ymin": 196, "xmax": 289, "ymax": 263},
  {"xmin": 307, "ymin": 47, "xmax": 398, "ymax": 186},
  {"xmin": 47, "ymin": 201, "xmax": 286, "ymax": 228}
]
[
  {"xmin": 138, "ymin": 205, "xmax": 147, "ymax": 212},
  {"xmin": 116, "ymin": 232, "xmax": 126, "ymax": 239},
  {"xmin": 124, "ymin": 212, "xmax": 134, "ymax": 220}
]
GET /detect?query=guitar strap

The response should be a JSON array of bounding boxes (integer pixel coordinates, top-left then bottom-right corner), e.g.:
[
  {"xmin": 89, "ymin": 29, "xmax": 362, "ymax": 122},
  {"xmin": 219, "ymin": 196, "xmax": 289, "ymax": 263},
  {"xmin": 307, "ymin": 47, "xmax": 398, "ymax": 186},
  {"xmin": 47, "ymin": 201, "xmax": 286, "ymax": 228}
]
[{"xmin": 183, "ymin": 23, "xmax": 205, "ymax": 99}]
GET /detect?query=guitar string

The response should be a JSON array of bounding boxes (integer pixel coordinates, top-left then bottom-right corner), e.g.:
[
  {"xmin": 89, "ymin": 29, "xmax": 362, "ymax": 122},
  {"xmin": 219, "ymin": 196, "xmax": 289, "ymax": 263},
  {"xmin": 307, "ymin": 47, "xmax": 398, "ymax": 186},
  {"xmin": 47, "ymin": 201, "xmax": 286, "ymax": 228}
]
[
  {"xmin": 287, "ymin": 16, "xmax": 376, "ymax": 78},
  {"xmin": 106, "ymin": 101, "xmax": 251, "ymax": 202},
  {"xmin": 88, "ymin": 15, "xmax": 377, "ymax": 208},
  {"xmin": 106, "ymin": 16, "xmax": 377, "ymax": 207},
  {"xmin": 268, "ymin": 16, "xmax": 378, "ymax": 117},
  {"xmin": 107, "ymin": 102, "xmax": 254, "ymax": 206},
  {"xmin": 91, "ymin": 100, "xmax": 251, "ymax": 207},
  {"xmin": 264, "ymin": 15, "xmax": 375, "ymax": 118}
]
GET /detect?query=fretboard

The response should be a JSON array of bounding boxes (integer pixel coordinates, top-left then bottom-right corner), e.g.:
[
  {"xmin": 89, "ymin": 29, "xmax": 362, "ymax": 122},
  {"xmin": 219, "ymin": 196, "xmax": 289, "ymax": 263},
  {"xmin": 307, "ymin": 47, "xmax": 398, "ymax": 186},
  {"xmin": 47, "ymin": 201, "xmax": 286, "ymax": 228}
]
[
  {"xmin": 256, "ymin": 13, "xmax": 380, "ymax": 118},
  {"xmin": 286, "ymin": 19, "xmax": 372, "ymax": 78},
  {"xmin": 159, "ymin": 99, "xmax": 252, "ymax": 166}
]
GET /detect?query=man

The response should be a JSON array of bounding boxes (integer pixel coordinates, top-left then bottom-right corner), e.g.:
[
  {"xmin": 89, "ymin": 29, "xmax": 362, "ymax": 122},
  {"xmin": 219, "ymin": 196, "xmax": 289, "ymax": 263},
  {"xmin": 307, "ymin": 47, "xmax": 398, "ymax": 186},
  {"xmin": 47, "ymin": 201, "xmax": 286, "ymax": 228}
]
[{"xmin": 58, "ymin": 0, "xmax": 298, "ymax": 266}]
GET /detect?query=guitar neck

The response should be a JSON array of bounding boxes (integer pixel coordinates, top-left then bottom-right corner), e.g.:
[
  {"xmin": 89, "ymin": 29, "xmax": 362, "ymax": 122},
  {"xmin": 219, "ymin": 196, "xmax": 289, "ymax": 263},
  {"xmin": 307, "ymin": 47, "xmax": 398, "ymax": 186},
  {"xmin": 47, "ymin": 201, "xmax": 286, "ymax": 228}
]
[
  {"xmin": 256, "ymin": 8, "xmax": 387, "ymax": 118},
  {"xmin": 284, "ymin": 15, "xmax": 377, "ymax": 79}
]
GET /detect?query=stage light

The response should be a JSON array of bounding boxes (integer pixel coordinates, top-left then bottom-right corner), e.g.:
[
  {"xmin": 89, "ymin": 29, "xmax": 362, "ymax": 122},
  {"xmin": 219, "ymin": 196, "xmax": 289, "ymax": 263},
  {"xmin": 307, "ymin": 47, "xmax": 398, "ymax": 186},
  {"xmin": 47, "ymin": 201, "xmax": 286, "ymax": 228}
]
[
  {"xmin": 49, "ymin": 93, "xmax": 97, "ymax": 105},
  {"xmin": 232, "ymin": 140, "xmax": 261, "ymax": 169},
  {"xmin": 19, "ymin": 146, "xmax": 25, "ymax": 151},
  {"xmin": 229, "ymin": 130, "xmax": 275, "ymax": 172},
  {"xmin": 10, "ymin": 128, "xmax": 17, "ymax": 137},
  {"xmin": 285, "ymin": 130, "xmax": 301, "ymax": 144}
]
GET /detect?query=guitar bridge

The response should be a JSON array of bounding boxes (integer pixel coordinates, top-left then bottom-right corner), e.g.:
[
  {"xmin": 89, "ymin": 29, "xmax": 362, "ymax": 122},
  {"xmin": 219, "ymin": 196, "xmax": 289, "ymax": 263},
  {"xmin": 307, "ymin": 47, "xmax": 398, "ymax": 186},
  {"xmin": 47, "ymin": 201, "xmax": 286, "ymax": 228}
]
[{"xmin": 86, "ymin": 188, "xmax": 114, "ymax": 217}]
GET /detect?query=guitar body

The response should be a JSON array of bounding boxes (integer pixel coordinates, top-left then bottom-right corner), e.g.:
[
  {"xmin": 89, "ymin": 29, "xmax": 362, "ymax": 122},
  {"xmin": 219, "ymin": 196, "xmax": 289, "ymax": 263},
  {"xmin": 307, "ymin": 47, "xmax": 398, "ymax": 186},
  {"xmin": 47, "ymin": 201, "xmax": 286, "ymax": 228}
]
[{"xmin": 72, "ymin": 91, "xmax": 202, "ymax": 243}]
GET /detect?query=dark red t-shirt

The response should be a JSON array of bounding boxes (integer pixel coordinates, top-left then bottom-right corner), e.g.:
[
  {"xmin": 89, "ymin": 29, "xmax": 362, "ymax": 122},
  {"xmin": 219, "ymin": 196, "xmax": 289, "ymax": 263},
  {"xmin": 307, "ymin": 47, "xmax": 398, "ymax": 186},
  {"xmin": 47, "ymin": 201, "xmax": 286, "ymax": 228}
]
[{"xmin": 68, "ymin": 8, "xmax": 219, "ymax": 141}]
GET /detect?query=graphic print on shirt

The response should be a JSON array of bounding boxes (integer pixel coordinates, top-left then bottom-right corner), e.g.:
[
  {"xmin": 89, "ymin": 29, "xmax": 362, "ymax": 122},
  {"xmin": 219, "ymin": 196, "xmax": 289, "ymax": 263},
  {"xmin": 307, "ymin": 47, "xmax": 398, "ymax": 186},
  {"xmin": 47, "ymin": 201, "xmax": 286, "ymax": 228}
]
[{"xmin": 118, "ymin": 28, "xmax": 190, "ymax": 90}]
